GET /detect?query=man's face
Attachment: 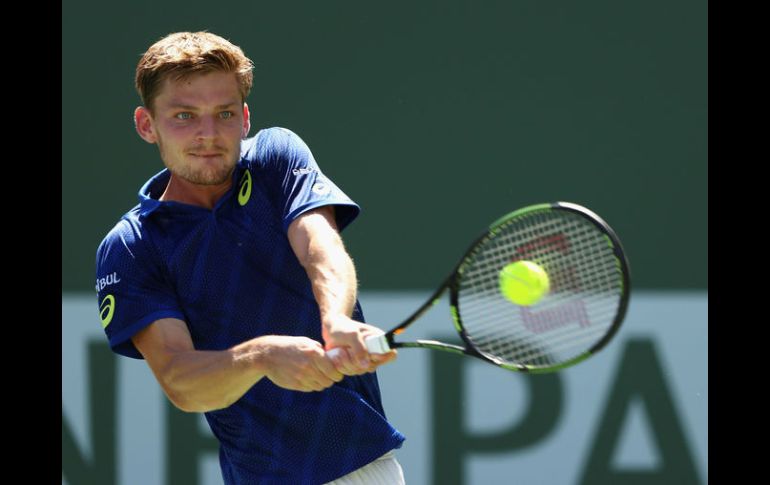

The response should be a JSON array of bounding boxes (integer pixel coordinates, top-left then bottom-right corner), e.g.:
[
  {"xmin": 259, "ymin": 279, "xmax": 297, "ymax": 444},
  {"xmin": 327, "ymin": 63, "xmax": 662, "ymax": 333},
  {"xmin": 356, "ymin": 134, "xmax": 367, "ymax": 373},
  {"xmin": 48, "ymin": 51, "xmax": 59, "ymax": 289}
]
[{"xmin": 138, "ymin": 71, "xmax": 249, "ymax": 186}]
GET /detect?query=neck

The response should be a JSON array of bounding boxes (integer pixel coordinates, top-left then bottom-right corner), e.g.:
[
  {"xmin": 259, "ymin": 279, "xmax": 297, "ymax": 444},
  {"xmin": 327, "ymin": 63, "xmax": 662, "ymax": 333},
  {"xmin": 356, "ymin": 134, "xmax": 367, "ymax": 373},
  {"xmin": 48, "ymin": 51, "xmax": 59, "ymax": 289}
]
[{"xmin": 159, "ymin": 173, "xmax": 233, "ymax": 209}]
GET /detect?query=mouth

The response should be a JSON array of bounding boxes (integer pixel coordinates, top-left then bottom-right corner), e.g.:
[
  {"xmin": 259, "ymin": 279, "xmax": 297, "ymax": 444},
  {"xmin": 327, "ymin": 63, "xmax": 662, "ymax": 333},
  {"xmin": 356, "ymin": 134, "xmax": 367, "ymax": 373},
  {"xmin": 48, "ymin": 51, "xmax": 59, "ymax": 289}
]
[{"xmin": 190, "ymin": 152, "xmax": 224, "ymax": 159}]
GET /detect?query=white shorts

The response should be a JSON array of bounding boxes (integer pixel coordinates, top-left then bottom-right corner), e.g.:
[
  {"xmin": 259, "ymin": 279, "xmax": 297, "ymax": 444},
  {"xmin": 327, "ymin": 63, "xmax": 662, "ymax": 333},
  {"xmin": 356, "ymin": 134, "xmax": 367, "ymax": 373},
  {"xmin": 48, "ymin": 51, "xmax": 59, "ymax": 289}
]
[{"xmin": 324, "ymin": 450, "xmax": 405, "ymax": 485}]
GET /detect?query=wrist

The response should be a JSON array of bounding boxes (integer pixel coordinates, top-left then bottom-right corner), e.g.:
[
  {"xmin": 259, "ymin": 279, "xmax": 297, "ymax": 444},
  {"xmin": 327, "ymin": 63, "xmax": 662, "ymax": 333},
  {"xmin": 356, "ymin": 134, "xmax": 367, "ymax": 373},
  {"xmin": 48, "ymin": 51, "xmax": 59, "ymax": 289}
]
[
  {"xmin": 321, "ymin": 312, "xmax": 349, "ymax": 330},
  {"xmin": 233, "ymin": 336, "xmax": 275, "ymax": 377}
]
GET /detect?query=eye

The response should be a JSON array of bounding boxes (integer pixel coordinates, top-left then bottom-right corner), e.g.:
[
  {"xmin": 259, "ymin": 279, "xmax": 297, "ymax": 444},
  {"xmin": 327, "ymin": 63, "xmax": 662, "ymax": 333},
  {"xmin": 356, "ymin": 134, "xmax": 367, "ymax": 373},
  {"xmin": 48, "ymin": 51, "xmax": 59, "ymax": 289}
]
[
  {"xmin": 175, "ymin": 112, "xmax": 192, "ymax": 120},
  {"xmin": 220, "ymin": 111, "xmax": 234, "ymax": 119}
]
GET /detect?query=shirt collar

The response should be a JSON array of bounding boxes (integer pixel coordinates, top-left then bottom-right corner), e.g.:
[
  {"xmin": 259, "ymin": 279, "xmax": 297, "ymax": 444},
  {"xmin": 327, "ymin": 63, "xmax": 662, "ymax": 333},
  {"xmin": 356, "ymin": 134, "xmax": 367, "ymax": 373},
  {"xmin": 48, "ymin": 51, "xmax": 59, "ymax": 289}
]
[
  {"xmin": 136, "ymin": 164, "xmax": 247, "ymax": 217},
  {"xmin": 137, "ymin": 169, "xmax": 171, "ymax": 217}
]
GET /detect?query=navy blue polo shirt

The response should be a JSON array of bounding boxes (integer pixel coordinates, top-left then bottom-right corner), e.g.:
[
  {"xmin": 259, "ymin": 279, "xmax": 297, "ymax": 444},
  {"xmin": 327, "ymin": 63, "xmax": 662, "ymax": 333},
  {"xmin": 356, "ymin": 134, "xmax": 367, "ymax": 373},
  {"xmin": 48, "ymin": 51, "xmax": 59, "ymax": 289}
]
[{"xmin": 95, "ymin": 127, "xmax": 404, "ymax": 484}]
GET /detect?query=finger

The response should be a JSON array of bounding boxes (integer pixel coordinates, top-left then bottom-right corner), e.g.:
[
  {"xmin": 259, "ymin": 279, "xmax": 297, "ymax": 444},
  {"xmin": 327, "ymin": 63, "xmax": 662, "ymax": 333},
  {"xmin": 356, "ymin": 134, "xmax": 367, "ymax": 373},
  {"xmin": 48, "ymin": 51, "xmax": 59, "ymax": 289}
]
[
  {"xmin": 344, "ymin": 336, "xmax": 371, "ymax": 372},
  {"xmin": 327, "ymin": 347, "xmax": 361, "ymax": 376},
  {"xmin": 304, "ymin": 375, "xmax": 334, "ymax": 392},
  {"xmin": 314, "ymin": 354, "xmax": 344, "ymax": 382},
  {"xmin": 368, "ymin": 350, "xmax": 397, "ymax": 372},
  {"xmin": 339, "ymin": 352, "xmax": 368, "ymax": 376},
  {"xmin": 371, "ymin": 349, "xmax": 397, "ymax": 365}
]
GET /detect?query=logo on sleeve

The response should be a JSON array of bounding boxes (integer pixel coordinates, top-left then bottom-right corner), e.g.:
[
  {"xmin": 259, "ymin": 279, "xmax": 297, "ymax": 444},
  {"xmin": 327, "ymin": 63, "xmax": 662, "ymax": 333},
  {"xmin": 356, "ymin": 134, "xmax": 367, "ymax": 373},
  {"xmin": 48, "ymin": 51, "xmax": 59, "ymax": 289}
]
[
  {"xmin": 238, "ymin": 169, "xmax": 252, "ymax": 206},
  {"xmin": 100, "ymin": 295, "xmax": 115, "ymax": 328},
  {"xmin": 312, "ymin": 181, "xmax": 331, "ymax": 196},
  {"xmin": 292, "ymin": 168, "xmax": 315, "ymax": 176},
  {"xmin": 95, "ymin": 272, "xmax": 121, "ymax": 292}
]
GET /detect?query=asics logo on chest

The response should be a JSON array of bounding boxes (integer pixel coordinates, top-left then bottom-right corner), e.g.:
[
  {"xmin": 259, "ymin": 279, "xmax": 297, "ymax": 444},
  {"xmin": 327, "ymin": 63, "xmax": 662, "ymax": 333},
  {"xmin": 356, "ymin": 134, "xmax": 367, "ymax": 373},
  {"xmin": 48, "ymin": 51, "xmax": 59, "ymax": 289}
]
[{"xmin": 238, "ymin": 169, "xmax": 252, "ymax": 206}]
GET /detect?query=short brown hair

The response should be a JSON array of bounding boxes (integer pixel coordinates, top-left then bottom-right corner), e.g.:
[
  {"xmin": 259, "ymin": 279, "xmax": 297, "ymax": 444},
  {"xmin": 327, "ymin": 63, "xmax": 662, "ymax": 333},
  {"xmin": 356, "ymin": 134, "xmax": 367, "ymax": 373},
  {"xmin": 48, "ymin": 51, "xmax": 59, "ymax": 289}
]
[{"xmin": 135, "ymin": 31, "xmax": 254, "ymax": 111}]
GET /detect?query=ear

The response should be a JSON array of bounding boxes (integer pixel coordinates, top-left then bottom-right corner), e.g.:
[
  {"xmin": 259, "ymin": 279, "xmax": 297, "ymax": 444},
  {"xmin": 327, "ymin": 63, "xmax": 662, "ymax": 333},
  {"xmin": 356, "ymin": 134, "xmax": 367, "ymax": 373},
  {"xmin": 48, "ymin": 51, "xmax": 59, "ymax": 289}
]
[
  {"xmin": 242, "ymin": 103, "xmax": 251, "ymax": 139},
  {"xmin": 134, "ymin": 106, "xmax": 158, "ymax": 144}
]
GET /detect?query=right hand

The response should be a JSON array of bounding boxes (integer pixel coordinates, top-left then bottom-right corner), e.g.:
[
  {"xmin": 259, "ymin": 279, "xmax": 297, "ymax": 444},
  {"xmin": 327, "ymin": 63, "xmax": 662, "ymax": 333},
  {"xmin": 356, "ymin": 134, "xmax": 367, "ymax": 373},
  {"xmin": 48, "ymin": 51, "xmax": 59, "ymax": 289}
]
[
  {"xmin": 322, "ymin": 315, "xmax": 397, "ymax": 376},
  {"xmin": 322, "ymin": 315, "xmax": 397, "ymax": 375},
  {"xmin": 261, "ymin": 336, "xmax": 343, "ymax": 392}
]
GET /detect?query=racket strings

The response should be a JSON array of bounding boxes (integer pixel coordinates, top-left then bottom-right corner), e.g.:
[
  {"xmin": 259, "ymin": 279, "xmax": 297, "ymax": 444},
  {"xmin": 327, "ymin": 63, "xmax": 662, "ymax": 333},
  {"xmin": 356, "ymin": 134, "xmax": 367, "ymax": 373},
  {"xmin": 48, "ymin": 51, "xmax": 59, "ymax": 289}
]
[
  {"xmin": 457, "ymin": 210, "xmax": 623, "ymax": 368},
  {"xmin": 464, "ymin": 303, "xmax": 619, "ymax": 366}
]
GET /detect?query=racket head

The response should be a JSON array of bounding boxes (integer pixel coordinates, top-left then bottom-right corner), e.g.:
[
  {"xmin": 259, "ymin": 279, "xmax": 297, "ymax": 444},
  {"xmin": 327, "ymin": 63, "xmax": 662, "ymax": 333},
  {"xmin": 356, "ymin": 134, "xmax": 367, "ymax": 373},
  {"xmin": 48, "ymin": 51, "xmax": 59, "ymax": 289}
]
[{"xmin": 448, "ymin": 202, "xmax": 631, "ymax": 373}]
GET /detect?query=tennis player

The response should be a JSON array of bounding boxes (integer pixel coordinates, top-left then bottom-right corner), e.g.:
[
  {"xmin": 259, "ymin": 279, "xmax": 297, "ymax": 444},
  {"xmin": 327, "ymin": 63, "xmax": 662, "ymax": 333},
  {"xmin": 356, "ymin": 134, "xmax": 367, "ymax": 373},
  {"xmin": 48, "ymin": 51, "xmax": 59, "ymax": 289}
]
[{"xmin": 95, "ymin": 31, "xmax": 405, "ymax": 484}]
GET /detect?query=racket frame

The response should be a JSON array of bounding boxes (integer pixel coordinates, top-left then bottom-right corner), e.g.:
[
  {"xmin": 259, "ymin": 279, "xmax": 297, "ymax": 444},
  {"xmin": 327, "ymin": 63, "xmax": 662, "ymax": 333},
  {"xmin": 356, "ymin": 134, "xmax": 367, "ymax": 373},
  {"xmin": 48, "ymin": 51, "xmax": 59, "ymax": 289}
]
[{"xmin": 368, "ymin": 201, "xmax": 631, "ymax": 373}]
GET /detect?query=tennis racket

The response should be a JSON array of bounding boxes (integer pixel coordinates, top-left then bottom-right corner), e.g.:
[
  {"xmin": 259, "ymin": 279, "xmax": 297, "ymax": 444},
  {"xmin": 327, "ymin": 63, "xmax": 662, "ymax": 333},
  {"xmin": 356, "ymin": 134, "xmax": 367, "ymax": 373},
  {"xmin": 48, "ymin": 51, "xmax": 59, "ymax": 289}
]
[{"xmin": 337, "ymin": 202, "xmax": 630, "ymax": 373}]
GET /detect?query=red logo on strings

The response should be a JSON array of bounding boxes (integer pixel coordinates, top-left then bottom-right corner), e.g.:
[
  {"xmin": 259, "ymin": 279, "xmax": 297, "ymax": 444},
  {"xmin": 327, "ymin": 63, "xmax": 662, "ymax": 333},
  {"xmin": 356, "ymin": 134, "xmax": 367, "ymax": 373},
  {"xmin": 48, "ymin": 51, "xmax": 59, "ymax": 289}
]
[{"xmin": 521, "ymin": 299, "xmax": 590, "ymax": 334}]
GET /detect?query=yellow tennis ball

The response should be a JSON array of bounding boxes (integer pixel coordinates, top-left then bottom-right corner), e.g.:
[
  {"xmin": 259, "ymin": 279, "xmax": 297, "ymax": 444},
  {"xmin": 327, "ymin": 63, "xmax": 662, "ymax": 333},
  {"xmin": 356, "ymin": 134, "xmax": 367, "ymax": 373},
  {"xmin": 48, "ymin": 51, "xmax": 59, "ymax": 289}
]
[{"xmin": 499, "ymin": 260, "xmax": 550, "ymax": 306}]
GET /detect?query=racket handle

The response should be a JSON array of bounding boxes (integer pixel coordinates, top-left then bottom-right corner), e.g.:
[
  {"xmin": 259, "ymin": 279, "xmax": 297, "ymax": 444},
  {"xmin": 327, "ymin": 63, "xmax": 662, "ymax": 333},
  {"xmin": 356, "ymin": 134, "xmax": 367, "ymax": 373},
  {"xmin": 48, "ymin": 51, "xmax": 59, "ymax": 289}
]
[
  {"xmin": 326, "ymin": 347, "xmax": 343, "ymax": 359},
  {"xmin": 365, "ymin": 334, "xmax": 391, "ymax": 354},
  {"xmin": 325, "ymin": 334, "xmax": 391, "ymax": 359}
]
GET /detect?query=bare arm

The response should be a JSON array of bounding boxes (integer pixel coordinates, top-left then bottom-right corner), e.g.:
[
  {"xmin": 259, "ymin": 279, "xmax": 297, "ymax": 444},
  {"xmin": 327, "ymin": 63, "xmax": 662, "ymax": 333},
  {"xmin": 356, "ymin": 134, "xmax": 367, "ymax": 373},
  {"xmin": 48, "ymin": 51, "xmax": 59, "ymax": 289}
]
[
  {"xmin": 132, "ymin": 318, "xmax": 343, "ymax": 413},
  {"xmin": 287, "ymin": 206, "xmax": 396, "ymax": 375}
]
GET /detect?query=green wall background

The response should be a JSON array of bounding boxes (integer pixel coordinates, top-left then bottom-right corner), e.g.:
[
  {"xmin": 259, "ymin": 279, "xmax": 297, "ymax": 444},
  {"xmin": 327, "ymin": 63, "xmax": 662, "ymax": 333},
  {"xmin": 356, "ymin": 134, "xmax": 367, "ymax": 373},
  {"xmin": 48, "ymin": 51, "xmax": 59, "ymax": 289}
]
[{"xmin": 63, "ymin": 0, "xmax": 707, "ymax": 291}]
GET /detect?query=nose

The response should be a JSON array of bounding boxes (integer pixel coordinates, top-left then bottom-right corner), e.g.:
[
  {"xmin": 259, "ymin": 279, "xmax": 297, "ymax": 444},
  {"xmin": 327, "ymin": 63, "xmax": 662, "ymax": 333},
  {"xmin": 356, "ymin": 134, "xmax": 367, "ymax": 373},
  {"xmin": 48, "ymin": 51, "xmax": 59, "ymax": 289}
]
[{"xmin": 196, "ymin": 116, "xmax": 218, "ymax": 141}]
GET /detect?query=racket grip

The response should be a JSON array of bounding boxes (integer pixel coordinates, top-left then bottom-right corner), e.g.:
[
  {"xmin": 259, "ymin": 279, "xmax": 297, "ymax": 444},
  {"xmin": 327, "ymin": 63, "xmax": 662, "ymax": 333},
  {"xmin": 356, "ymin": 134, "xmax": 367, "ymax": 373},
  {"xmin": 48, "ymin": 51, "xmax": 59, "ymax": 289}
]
[
  {"xmin": 326, "ymin": 334, "xmax": 391, "ymax": 358},
  {"xmin": 365, "ymin": 334, "xmax": 391, "ymax": 354},
  {"xmin": 326, "ymin": 347, "xmax": 342, "ymax": 359}
]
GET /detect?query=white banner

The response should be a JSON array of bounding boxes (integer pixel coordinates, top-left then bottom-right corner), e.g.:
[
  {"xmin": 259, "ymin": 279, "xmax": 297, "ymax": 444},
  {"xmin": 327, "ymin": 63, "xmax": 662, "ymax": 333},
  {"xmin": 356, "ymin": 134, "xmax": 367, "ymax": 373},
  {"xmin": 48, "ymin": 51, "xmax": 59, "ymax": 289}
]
[{"xmin": 63, "ymin": 291, "xmax": 707, "ymax": 485}]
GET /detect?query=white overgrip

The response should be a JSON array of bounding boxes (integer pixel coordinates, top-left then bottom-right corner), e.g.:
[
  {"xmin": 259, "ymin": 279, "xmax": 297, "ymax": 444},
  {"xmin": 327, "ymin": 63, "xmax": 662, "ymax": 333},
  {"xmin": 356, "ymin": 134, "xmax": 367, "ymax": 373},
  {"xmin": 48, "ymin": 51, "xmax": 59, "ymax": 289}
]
[
  {"xmin": 365, "ymin": 333, "xmax": 391, "ymax": 354},
  {"xmin": 325, "ymin": 333, "xmax": 391, "ymax": 359}
]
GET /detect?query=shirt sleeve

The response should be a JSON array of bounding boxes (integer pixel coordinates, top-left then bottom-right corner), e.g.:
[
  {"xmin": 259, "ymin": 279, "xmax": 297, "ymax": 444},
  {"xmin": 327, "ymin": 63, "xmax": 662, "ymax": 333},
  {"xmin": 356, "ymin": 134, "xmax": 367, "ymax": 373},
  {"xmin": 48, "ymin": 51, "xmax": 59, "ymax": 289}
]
[
  {"xmin": 244, "ymin": 127, "xmax": 361, "ymax": 232},
  {"xmin": 95, "ymin": 219, "xmax": 185, "ymax": 359}
]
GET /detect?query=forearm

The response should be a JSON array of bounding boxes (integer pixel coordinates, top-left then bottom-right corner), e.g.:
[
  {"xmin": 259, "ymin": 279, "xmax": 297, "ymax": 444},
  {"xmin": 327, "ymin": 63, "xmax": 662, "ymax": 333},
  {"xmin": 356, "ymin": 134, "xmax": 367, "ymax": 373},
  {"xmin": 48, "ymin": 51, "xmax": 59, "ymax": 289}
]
[
  {"xmin": 304, "ymin": 228, "xmax": 358, "ymax": 324},
  {"xmin": 161, "ymin": 339, "xmax": 269, "ymax": 413},
  {"xmin": 287, "ymin": 207, "xmax": 383, "ymax": 372},
  {"xmin": 301, "ymin": 230, "xmax": 399, "ymax": 374}
]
